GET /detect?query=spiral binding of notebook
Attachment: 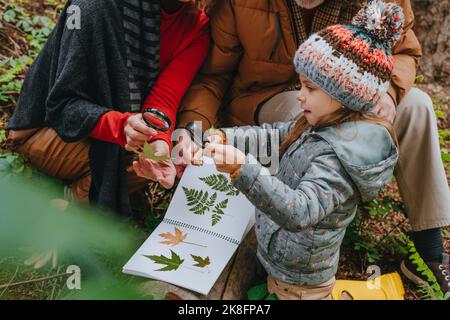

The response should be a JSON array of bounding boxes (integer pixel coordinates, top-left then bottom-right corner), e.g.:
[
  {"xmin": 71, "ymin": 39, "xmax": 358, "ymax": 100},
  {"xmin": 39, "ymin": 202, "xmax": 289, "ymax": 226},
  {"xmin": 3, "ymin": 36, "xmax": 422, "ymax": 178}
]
[{"xmin": 163, "ymin": 218, "xmax": 241, "ymax": 246}]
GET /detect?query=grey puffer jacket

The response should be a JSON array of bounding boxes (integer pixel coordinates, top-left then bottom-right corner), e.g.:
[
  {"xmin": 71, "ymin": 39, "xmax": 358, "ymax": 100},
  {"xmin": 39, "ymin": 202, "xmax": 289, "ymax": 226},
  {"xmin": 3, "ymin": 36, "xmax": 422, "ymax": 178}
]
[{"xmin": 223, "ymin": 120, "xmax": 398, "ymax": 285}]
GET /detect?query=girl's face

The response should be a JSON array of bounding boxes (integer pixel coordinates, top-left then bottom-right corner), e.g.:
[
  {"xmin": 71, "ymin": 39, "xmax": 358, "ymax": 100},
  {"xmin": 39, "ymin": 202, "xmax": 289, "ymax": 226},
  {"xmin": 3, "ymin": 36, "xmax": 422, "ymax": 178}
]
[{"xmin": 296, "ymin": 74, "xmax": 343, "ymax": 125}]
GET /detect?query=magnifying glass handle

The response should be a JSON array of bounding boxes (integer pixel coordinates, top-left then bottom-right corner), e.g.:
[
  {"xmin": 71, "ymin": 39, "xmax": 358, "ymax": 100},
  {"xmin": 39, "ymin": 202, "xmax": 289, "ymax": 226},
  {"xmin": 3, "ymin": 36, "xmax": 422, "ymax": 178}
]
[{"xmin": 185, "ymin": 122, "xmax": 205, "ymax": 148}]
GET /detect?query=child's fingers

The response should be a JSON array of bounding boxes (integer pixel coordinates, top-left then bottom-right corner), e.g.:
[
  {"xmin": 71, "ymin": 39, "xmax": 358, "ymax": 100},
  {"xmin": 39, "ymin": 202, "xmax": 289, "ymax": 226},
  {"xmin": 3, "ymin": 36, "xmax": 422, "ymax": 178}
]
[
  {"xmin": 207, "ymin": 134, "xmax": 223, "ymax": 144},
  {"xmin": 192, "ymin": 148, "xmax": 204, "ymax": 166},
  {"xmin": 203, "ymin": 143, "xmax": 219, "ymax": 158},
  {"xmin": 203, "ymin": 143, "xmax": 212, "ymax": 158}
]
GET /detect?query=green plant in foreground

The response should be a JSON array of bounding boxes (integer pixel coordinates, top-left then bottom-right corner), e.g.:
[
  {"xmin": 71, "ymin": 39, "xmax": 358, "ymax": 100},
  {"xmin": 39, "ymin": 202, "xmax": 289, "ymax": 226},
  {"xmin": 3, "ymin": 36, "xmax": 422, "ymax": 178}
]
[
  {"xmin": 343, "ymin": 196, "xmax": 408, "ymax": 264},
  {"xmin": 406, "ymin": 240, "xmax": 446, "ymax": 300},
  {"xmin": 0, "ymin": 170, "xmax": 151, "ymax": 299},
  {"xmin": 247, "ymin": 283, "xmax": 278, "ymax": 300}
]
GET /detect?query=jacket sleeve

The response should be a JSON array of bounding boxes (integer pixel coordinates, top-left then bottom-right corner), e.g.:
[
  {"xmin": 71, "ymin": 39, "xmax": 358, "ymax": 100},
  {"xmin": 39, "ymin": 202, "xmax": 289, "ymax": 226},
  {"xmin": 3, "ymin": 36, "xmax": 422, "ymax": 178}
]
[
  {"xmin": 386, "ymin": 0, "xmax": 422, "ymax": 106},
  {"xmin": 144, "ymin": 22, "xmax": 210, "ymax": 151},
  {"xmin": 89, "ymin": 111, "xmax": 131, "ymax": 148},
  {"xmin": 177, "ymin": 0, "xmax": 243, "ymax": 130},
  {"xmin": 232, "ymin": 144, "xmax": 356, "ymax": 232}
]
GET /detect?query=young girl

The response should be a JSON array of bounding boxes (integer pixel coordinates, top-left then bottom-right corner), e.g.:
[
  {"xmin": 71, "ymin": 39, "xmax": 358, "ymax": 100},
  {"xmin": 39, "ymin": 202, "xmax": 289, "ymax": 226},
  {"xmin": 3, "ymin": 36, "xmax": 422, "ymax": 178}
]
[{"xmin": 203, "ymin": 0, "xmax": 402, "ymax": 300}]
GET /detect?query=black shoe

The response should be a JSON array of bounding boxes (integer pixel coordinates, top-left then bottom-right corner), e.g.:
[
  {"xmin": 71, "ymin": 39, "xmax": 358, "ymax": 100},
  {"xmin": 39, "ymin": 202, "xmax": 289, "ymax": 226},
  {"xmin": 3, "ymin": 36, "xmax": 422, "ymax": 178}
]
[{"xmin": 401, "ymin": 241, "xmax": 450, "ymax": 298}]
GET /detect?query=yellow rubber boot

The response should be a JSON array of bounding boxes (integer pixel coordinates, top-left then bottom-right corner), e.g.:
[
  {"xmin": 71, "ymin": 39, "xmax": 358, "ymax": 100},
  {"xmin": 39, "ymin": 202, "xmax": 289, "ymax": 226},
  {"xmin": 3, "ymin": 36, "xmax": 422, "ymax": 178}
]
[{"xmin": 332, "ymin": 272, "xmax": 405, "ymax": 300}]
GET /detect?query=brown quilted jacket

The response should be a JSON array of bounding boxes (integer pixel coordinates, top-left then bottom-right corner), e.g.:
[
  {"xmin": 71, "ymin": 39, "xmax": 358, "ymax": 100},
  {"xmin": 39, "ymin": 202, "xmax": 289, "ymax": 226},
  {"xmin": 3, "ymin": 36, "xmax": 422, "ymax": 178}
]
[{"xmin": 178, "ymin": 0, "xmax": 422, "ymax": 129}]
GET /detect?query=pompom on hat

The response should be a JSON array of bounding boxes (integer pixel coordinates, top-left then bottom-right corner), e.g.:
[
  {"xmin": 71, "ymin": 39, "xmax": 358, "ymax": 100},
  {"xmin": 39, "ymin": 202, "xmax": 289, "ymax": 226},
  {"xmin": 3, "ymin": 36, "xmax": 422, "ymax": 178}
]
[{"xmin": 293, "ymin": 0, "xmax": 405, "ymax": 113}]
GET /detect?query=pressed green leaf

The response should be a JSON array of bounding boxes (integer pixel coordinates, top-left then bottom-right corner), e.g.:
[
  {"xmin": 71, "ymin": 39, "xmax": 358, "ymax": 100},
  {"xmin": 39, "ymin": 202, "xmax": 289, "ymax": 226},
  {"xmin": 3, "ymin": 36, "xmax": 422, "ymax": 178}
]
[
  {"xmin": 144, "ymin": 250, "xmax": 184, "ymax": 272},
  {"xmin": 200, "ymin": 174, "xmax": 240, "ymax": 196},
  {"xmin": 211, "ymin": 199, "xmax": 228, "ymax": 226},
  {"xmin": 191, "ymin": 254, "xmax": 210, "ymax": 268}
]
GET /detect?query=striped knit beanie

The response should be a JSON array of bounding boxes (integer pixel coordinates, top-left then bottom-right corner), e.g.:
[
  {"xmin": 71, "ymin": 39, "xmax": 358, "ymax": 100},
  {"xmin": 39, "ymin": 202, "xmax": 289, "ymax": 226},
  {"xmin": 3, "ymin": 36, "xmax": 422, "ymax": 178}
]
[{"xmin": 293, "ymin": 0, "xmax": 405, "ymax": 113}]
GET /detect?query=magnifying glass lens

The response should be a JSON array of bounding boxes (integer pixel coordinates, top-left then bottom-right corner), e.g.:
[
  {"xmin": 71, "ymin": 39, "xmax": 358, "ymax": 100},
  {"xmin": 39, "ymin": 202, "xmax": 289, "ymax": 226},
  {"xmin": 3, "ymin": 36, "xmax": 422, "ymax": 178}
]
[
  {"xmin": 141, "ymin": 108, "xmax": 172, "ymax": 132},
  {"xmin": 143, "ymin": 112, "xmax": 167, "ymax": 130}
]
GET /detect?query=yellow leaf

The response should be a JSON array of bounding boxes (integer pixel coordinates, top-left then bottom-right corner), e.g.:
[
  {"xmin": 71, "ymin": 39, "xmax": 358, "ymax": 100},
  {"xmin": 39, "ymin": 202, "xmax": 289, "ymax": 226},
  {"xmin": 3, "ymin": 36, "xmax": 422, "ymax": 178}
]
[{"xmin": 139, "ymin": 142, "xmax": 170, "ymax": 162}]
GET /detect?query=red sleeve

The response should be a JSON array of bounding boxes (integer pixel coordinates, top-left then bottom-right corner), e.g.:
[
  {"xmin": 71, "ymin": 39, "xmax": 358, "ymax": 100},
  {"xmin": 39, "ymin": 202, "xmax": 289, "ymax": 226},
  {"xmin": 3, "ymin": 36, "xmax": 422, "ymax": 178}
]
[
  {"xmin": 143, "ymin": 26, "xmax": 210, "ymax": 151},
  {"xmin": 90, "ymin": 111, "xmax": 131, "ymax": 148},
  {"xmin": 90, "ymin": 18, "xmax": 209, "ymax": 150}
]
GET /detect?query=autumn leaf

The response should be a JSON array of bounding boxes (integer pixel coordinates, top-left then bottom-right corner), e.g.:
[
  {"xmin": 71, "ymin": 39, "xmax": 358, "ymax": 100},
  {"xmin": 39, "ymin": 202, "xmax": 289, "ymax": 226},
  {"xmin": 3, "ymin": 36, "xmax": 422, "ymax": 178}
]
[
  {"xmin": 159, "ymin": 227, "xmax": 187, "ymax": 246},
  {"xmin": 143, "ymin": 250, "xmax": 184, "ymax": 271},
  {"xmin": 159, "ymin": 227, "xmax": 207, "ymax": 248},
  {"xmin": 191, "ymin": 254, "xmax": 210, "ymax": 268},
  {"xmin": 139, "ymin": 142, "xmax": 170, "ymax": 162}
]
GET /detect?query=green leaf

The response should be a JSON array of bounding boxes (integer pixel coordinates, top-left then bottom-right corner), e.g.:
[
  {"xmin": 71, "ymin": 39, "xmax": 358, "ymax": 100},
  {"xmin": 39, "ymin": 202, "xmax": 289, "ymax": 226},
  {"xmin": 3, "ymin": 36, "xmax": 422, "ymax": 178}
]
[
  {"xmin": 200, "ymin": 174, "xmax": 240, "ymax": 196},
  {"xmin": 191, "ymin": 254, "xmax": 210, "ymax": 268},
  {"xmin": 415, "ymin": 74, "xmax": 424, "ymax": 83},
  {"xmin": 3, "ymin": 10, "xmax": 17, "ymax": 22},
  {"xmin": 139, "ymin": 142, "xmax": 170, "ymax": 162},
  {"xmin": 407, "ymin": 240, "xmax": 445, "ymax": 298},
  {"xmin": 212, "ymin": 199, "xmax": 228, "ymax": 226},
  {"xmin": 144, "ymin": 250, "xmax": 184, "ymax": 272},
  {"xmin": 248, "ymin": 283, "xmax": 268, "ymax": 300},
  {"xmin": 0, "ymin": 130, "xmax": 5, "ymax": 143},
  {"xmin": 265, "ymin": 293, "xmax": 278, "ymax": 300},
  {"xmin": 441, "ymin": 150, "xmax": 450, "ymax": 164},
  {"xmin": 183, "ymin": 187, "xmax": 217, "ymax": 215},
  {"xmin": 200, "ymin": 174, "xmax": 229, "ymax": 192}
]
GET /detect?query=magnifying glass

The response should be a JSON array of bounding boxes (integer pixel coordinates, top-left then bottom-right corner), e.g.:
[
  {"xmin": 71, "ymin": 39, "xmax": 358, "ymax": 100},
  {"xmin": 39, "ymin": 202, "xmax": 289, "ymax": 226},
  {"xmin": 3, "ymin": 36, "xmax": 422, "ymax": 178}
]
[
  {"xmin": 185, "ymin": 121, "xmax": 206, "ymax": 148},
  {"xmin": 142, "ymin": 108, "xmax": 172, "ymax": 132},
  {"xmin": 126, "ymin": 108, "xmax": 172, "ymax": 155}
]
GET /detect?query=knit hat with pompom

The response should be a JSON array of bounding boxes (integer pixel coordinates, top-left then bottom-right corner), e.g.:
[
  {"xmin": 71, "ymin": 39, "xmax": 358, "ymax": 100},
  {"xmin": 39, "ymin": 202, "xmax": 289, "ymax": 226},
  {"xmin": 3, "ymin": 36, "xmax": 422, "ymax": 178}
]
[{"xmin": 293, "ymin": 0, "xmax": 404, "ymax": 113}]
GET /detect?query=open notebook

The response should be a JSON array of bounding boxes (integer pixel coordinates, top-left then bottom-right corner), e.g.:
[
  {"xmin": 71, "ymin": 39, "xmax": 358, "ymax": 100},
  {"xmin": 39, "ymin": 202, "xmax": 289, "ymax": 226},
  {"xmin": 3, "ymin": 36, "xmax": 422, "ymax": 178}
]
[{"xmin": 123, "ymin": 157, "xmax": 255, "ymax": 296}]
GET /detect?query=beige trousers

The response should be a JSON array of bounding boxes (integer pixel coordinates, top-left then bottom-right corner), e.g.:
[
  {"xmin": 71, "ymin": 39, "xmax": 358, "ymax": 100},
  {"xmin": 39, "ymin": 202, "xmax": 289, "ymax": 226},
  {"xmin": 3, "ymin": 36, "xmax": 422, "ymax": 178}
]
[
  {"xmin": 267, "ymin": 275, "xmax": 335, "ymax": 300},
  {"xmin": 257, "ymin": 88, "xmax": 450, "ymax": 232}
]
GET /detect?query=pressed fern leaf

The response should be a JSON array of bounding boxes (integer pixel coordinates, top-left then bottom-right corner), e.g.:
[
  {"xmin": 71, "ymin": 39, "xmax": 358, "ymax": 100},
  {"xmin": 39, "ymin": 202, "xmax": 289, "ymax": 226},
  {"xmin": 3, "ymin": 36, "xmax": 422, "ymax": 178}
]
[
  {"xmin": 183, "ymin": 187, "xmax": 217, "ymax": 215},
  {"xmin": 212, "ymin": 199, "xmax": 229, "ymax": 226},
  {"xmin": 225, "ymin": 187, "xmax": 240, "ymax": 196},
  {"xmin": 200, "ymin": 174, "xmax": 229, "ymax": 192},
  {"xmin": 200, "ymin": 174, "xmax": 240, "ymax": 196}
]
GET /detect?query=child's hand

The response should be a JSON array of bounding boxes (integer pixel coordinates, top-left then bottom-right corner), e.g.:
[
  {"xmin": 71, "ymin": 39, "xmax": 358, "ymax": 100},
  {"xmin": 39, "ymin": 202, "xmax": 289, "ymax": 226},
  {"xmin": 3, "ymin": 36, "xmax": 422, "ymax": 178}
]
[
  {"xmin": 203, "ymin": 142, "xmax": 245, "ymax": 174},
  {"xmin": 205, "ymin": 127, "xmax": 225, "ymax": 144}
]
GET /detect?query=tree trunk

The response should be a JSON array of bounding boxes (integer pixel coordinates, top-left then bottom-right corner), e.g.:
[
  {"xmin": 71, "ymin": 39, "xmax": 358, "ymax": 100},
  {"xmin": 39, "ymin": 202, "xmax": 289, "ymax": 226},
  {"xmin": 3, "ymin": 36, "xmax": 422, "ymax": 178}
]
[{"xmin": 411, "ymin": 0, "xmax": 450, "ymax": 85}]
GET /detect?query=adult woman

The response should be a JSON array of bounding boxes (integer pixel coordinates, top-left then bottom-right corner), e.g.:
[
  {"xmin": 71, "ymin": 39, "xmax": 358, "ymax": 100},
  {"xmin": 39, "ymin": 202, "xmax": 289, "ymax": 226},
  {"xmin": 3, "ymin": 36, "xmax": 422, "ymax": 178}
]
[{"xmin": 6, "ymin": 0, "xmax": 210, "ymax": 216}]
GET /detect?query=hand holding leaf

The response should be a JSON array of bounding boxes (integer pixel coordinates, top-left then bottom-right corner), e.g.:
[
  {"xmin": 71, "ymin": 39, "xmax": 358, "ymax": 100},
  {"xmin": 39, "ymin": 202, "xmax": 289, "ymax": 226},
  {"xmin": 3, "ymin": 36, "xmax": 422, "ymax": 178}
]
[{"xmin": 139, "ymin": 142, "xmax": 170, "ymax": 162}]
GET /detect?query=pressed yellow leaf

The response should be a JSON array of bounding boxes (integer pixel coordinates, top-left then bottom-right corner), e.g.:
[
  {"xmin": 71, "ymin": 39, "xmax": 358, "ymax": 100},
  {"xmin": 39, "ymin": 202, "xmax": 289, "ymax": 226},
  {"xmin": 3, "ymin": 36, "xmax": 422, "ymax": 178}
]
[{"xmin": 139, "ymin": 142, "xmax": 170, "ymax": 162}]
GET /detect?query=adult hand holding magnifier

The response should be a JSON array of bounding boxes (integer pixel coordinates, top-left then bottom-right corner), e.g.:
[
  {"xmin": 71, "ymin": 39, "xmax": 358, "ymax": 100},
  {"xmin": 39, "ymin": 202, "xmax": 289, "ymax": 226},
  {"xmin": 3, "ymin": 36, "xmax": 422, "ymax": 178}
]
[
  {"xmin": 142, "ymin": 108, "xmax": 172, "ymax": 133},
  {"xmin": 124, "ymin": 108, "xmax": 172, "ymax": 155},
  {"xmin": 126, "ymin": 108, "xmax": 176, "ymax": 189}
]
